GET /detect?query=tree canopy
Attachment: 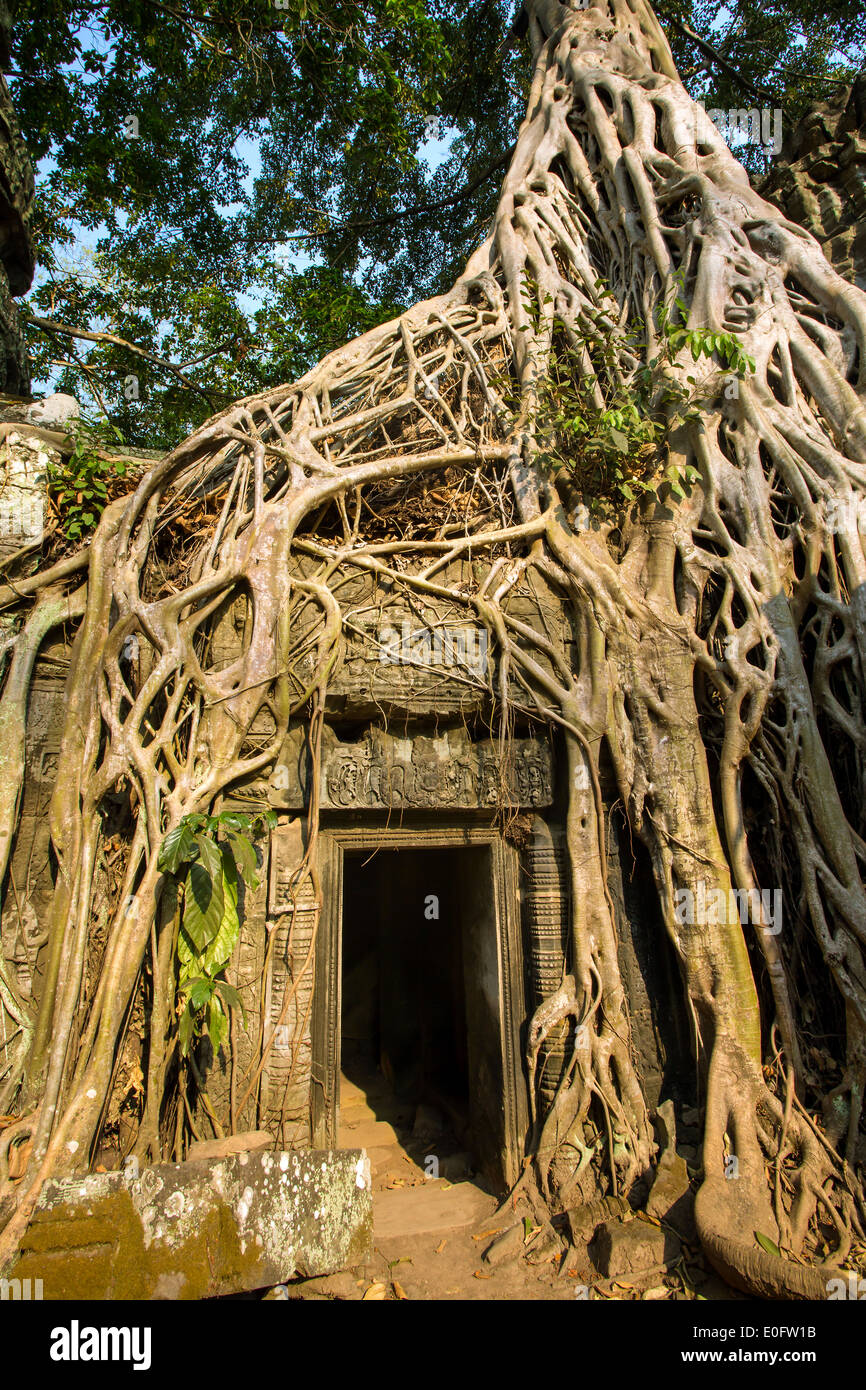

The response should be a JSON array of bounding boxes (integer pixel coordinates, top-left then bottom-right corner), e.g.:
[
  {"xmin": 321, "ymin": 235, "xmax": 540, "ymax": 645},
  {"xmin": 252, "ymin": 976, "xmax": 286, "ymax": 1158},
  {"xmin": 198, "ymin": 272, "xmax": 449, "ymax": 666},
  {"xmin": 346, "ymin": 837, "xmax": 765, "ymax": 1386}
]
[{"xmin": 9, "ymin": 0, "xmax": 866, "ymax": 448}]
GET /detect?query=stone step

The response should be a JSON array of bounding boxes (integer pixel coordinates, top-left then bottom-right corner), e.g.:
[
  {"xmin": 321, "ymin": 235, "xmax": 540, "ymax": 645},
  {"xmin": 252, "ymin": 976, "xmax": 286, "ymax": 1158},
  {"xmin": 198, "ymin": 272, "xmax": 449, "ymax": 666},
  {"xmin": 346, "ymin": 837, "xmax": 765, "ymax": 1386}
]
[
  {"xmin": 338, "ymin": 1076, "xmax": 368, "ymax": 1104},
  {"xmin": 366, "ymin": 1144, "xmax": 404, "ymax": 1171},
  {"xmin": 373, "ymin": 1180, "xmax": 495, "ymax": 1240},
  {"xmin": 339, "ymin": 1096, "xmax": 378, "ymax": 1122},
  {"xmin": 337, "ymin": 1118, "xmax": 400, "ymax": 1150},
  {"xmin": 366, "ymin": 1146, "xmax": 427, "ymax": 1180}
]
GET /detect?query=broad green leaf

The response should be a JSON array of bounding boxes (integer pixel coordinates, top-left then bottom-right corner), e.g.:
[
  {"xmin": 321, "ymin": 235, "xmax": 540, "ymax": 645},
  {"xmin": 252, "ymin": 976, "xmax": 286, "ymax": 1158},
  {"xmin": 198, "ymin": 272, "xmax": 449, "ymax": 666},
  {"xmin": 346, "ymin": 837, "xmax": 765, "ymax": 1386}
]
[
  {"xmin": 208, "ymin": 997, "xmax": 227, "ymax": 1054},
  {"xmin": 185, "ymin": 977, "xmax": 214, "ymax": 1011},
  {"xmin": 158, "ymin": 823, "xmax": 198, "ymax": 875},
  {"xmin": 182, "ymin": 835, "xmax": 224, "ymax": 952},
  {"xmin": 201, "ymin": 846, "xmax": 240, "ymax": 976},
  {"xmin": 610, "ymin": 428, "xmax": 629, "ymax": 453},
  {"xmin": 225, "ymin": 830, "xmax": 259, "ymax": 886},
  {"xmin": 215, "ymin": 979, "xmax": 246, "ymax": 1024}
]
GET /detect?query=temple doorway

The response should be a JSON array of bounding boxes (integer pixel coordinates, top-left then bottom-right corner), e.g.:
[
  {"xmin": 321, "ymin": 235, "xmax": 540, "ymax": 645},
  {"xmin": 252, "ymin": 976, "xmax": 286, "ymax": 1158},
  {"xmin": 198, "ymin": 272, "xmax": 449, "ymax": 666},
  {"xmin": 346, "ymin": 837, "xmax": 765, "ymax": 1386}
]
[{"xmin": 337, "ymin": 845, "xmax": 513, "ymax": 1189}]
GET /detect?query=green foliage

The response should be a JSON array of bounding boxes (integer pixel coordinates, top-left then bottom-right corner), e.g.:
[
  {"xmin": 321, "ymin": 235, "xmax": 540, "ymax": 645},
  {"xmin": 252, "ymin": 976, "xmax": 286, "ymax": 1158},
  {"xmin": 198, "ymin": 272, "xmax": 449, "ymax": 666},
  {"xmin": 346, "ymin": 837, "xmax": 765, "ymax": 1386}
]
[
  {"xmin": 45, "ymin": 417, "xmax": 127, "ymax": 540},
  {"xmin": 657, "ymin": 292, "xmax": 756, "ymax": 377},
  {"xmin": 503, "ymin": 274, "xmax": 754, "ymax": 508},
  {"xmin": 10, "ymin": 1, "xmax": 864, "ymax": 445},
  {"xmin": 657, "ymin": 0, "xmax": 865, "ymax": 178},
  {"xmin": 158, "ymin": 809, "xmax": 277, "ymax": 1057},
  {"xmin": 14, "ymin": 0, "xmax": 524, "ymax": 447}
]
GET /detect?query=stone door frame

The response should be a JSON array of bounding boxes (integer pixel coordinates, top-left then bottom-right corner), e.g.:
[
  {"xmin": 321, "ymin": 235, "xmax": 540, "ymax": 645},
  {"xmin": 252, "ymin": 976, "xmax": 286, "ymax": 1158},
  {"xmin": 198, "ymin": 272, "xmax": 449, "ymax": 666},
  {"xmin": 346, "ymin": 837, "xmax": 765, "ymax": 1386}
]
[{"xmin": 311, "ymin": 821, "xmax": 529, "ymax": 1189}]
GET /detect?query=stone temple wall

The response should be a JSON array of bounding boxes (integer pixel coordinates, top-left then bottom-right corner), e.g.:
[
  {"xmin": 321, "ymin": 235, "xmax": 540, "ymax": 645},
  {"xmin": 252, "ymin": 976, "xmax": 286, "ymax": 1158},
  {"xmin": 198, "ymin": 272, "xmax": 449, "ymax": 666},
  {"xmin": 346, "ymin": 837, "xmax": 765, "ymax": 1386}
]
[
  {"xmin": 2, "ymin": 513, "xmax": 694, "ymax": 1168},
  {"xmin": 196, "ymin": 556, "xmax": 693, "ymax": 1155}
]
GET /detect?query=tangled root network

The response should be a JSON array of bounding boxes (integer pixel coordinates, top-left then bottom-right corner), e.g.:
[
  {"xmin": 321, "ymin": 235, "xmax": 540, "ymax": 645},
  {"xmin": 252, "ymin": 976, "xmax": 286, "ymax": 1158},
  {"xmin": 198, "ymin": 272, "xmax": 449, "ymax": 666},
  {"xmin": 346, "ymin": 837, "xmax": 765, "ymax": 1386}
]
[{"xmin": 1, "ymin": 0, "xmax": 866, "ymax": 1297}]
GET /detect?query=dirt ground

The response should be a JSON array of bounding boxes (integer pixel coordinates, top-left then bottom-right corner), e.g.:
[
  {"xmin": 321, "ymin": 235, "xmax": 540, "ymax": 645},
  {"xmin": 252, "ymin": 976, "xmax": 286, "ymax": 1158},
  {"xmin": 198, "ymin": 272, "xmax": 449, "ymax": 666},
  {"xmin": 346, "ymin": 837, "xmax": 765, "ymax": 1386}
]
[{"xmin": 270, "ymin": 1069, "xmax": 740, "ymax": 1302}]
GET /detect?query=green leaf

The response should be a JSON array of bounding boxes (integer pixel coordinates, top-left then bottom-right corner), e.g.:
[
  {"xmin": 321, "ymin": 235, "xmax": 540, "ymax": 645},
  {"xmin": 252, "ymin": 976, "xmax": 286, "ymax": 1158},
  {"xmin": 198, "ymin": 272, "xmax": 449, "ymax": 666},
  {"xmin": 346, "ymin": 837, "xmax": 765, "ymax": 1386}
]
[
  {"xmin": 208, "ymin": 997, "xmax": 227, "ymax": 1054},
  {"xmin": 225, "ymin": 830, "xmax": 259, "ymax": 887},
  {"xmin": 214, "ymin": 978, "xmax": 246, "ymax": 1022},
  {"xmin": 178, "ymin": 1002, "xmax": 194, "ymax": 1056},
  {"xmin": 185, "ymin": 977, "xmax": 214, "ymax": 1011},
  {"xmin": 177, "ymin": 925, "xmax": 195, "ymax": 972},
  {"xmin": 200, "ymin": 845, "xmax": 240, "ymax": 976},
  {"xmin": 609, "ymin": 428, "xmax": 629, "ymax": 453},
  {"xmin": 158, "ymin": 823, "xmax": 199, "ymax": 875},
  {"xmin": 754, "ymin": 1231, "xmax": 781, "ymax": 1258},
  {"xmin": 182, "ymin": 835, "xmax": 224, "ymax": 951}
]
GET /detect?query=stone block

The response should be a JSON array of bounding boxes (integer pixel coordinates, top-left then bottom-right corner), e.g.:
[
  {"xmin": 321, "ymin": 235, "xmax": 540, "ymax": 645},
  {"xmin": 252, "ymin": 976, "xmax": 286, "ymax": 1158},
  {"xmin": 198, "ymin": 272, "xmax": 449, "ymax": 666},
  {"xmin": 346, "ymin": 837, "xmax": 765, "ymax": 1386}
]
[
  {"xmin": 286, "ymin": 1270, "xmax": 362, "ymax": 1300},
  {"xmin": 482, "ymin": 1223, "xmax": 524, "ymax": 1266},
  {"xmin": 7, "ymin": 1148, "xmax": 372, "ymax": 1300},
  {"xmin": 24, "ymin": 393, "xmax": 79, "ymax": 428},
  {"xmin": 646, "ymin": 1099, "xmax": 695, "ymax": 1237},
  {"xmin": 0, "ymin": 427, "xmax": 52, "ymax": 555},
  {"xmin": 373, "ymin": 1180, "xmax": 494, "ymax": 1240},
  {"xmin": 593, "ymin": 1216, "xmax": 680, "ymax": 1279},
  {"xmin": 186, "ymin": 1131, "xmax": 273, "ymax": 1162}
]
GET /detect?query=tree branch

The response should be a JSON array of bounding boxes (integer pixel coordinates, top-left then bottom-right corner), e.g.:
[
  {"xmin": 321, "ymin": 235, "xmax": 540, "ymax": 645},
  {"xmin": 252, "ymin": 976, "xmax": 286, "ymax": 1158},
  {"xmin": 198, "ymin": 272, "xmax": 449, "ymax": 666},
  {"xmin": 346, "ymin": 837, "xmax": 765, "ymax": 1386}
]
[
  {"xmin": 288, "ymin": 144, "xmax": 516, "ymax": 243},
  {"xmin": 669, "ymin": 17, "xmax": 790, "ymax": 115},
  {"xmin": 23, "ymin": 314, "xmax": 233, "ymax": 404}
]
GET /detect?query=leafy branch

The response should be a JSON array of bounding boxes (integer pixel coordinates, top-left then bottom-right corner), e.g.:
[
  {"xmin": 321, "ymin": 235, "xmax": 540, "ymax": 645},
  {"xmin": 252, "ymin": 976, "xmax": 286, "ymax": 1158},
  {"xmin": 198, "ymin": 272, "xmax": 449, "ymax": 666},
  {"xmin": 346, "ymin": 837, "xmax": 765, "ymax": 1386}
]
[
  {"xmin": 158, "ymin": 808, "xmax": 276, "ymax": 1057},
  {"xmin": 500, "ymin": 272, "xmax": 755, "ymax": 507},
  {"xmin": 45, "ymin": 417, "xmax": 128, "ymax": 540}
]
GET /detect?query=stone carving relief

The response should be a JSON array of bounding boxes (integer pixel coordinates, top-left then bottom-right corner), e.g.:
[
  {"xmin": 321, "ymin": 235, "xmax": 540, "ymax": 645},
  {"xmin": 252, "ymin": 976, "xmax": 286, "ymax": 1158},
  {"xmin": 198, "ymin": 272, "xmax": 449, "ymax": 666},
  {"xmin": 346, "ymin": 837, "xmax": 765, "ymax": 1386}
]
[{"xmin": 268, "ymin": 724, "xmax": 553, "ymax": 811}]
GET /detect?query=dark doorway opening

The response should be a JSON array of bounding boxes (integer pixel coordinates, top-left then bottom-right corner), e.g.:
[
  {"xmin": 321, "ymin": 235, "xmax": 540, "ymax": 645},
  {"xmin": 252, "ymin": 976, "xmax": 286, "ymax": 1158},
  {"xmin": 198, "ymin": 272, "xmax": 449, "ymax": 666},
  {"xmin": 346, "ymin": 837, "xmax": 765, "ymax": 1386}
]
[{"xmin": 339, "ymin": 845, "xmax": 509, "ymax": 1186}]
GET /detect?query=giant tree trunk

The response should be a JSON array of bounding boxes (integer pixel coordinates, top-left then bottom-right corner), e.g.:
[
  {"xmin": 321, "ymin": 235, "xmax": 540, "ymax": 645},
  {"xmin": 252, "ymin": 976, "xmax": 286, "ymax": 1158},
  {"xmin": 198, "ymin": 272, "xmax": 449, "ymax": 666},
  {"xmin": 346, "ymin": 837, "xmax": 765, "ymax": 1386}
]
[{"xmin": 2, "ymin": 0, "xmax": 866, "ymax": 1296}]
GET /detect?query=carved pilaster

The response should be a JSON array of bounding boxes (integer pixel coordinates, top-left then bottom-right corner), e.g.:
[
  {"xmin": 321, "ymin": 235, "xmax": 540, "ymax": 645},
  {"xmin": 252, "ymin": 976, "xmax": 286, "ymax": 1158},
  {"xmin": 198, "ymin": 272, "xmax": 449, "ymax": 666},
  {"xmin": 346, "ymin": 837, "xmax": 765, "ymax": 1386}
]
[
  {"xmin": 521, "ymin": 815, "xmax": 571, "ymax": 1103},
  {"xmin": 261, "ymin": 818, "xmax": 319, "ymax": 1146}
]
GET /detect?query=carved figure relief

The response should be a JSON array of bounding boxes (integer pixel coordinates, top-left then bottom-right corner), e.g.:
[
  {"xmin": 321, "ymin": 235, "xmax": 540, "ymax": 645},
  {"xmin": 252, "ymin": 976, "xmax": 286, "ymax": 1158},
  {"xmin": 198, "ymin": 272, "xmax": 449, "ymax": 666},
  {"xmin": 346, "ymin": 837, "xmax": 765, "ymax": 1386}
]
[{"xmin": 269, "ymin": 724, "xmax": 553, "ymax": 811}]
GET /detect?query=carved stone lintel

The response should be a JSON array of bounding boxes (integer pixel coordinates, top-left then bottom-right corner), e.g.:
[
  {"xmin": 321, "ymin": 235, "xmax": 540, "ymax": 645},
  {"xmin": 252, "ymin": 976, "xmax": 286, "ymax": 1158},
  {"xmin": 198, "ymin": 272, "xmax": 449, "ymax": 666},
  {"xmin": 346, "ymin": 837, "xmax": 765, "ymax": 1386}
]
[{"xmin": 268, "ymin": 724, "xmax": 554, "ymax": 811}]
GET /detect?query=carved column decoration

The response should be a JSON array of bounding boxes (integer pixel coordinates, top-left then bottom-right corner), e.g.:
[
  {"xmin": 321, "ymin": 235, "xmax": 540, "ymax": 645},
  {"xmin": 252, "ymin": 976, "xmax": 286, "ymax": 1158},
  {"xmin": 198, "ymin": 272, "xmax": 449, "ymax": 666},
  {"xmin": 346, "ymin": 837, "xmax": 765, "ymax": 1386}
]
[{"xmin": 521, "ymin": 815, "xmax": 571, "ymax": 1105}]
